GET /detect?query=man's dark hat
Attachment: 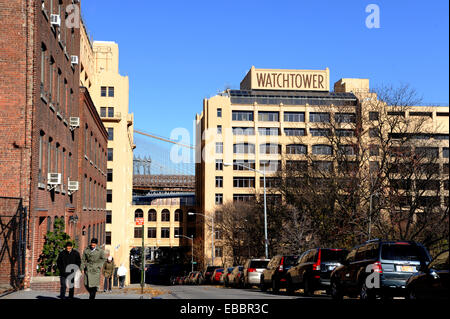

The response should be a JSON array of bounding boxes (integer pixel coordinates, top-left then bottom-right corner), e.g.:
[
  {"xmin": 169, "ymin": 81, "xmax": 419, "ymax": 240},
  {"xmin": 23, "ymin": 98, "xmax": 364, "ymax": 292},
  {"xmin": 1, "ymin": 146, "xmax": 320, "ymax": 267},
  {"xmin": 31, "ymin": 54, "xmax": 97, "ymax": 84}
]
[{"xmin": 91, "ymin": 238, "xmax": 98, "ymax": 244}]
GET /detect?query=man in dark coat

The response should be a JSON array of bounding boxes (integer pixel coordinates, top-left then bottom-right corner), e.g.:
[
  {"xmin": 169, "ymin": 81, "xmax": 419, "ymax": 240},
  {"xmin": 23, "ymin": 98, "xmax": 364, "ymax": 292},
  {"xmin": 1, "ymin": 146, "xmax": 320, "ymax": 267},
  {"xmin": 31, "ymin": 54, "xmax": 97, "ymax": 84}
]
[
  {"xmin": 57, "ymin": 241, "xmax": 81, "ymax": 299},
  {"xmin": 81, "ymin": 238, "xmax": 106, "ymax": 300}
]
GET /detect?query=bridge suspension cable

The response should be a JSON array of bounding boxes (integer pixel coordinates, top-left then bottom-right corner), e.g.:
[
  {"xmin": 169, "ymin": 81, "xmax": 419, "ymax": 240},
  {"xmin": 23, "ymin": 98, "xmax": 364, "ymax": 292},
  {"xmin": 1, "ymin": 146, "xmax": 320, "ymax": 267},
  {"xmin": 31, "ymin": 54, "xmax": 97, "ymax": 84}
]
[{"xmin": 134, "ymin": 129, "xmax": 194, "ymax": 149}]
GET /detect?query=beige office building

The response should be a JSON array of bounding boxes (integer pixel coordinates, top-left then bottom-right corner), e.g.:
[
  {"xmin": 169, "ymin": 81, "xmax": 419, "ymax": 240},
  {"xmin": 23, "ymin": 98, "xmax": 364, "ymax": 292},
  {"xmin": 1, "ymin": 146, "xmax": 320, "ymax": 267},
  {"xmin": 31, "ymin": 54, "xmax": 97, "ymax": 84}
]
[
  {"xmin": 80, "ymin": 22, "xmax": 135, "ymax": 282},
  {"xmin": 196, "ymin": 66, "xmax": 449, "ymax": 266}
]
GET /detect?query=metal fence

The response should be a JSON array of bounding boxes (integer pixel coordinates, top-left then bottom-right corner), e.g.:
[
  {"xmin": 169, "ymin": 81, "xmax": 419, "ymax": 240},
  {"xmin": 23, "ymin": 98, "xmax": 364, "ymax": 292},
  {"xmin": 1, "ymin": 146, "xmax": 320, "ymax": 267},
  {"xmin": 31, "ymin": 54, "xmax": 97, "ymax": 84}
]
[{"xmin": 0, "ymin": 197, "xmax": 27, "ymax": 290}]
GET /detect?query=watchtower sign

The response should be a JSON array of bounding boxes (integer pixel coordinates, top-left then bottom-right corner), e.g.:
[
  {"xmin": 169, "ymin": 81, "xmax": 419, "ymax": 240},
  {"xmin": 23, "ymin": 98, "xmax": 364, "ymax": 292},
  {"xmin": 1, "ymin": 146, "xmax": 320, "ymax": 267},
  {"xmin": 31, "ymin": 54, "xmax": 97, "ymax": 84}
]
[{"xmin": 135, "ymin": 218, "xmax": 144, "ymax": 226}]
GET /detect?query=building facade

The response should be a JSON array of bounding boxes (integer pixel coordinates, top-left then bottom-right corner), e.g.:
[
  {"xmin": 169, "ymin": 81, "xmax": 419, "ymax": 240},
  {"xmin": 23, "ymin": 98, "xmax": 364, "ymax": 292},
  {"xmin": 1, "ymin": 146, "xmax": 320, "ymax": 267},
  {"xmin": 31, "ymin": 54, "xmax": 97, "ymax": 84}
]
[
  {"xmin": 196, "ymin": 66, "xmax": 449, "ymax": 266},
  {"xmin": 79, "ymin": 22, "xmax": 135, "ymax": 283}
]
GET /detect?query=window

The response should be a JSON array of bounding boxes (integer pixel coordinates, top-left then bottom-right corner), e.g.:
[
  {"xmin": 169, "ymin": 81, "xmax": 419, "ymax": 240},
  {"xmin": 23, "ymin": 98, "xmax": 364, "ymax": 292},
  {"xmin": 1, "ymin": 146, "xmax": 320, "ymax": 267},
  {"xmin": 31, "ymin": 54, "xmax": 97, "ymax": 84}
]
[
  {"xmin": 286, "ymin": 160, "xmax": 308, "ymax": 171},
  {"xmin": 312, "ymin": 145, "xmax": 333, "ymax": 155},
  {"xmin": 313, "ymin": 161, "xmax": 333, "ymax": 172},
  {"xmin": 148, "ymin": 209, "xmax": 157, "ymax": 222},
  {"xmin": 232, "ymin": 127, "xmax": 255, "ymax": 135},
  {"xmin": 410, "ymin": 112, "xmax": 432, "ymax": 117},
  {"xmin": 258, "ymin": 127, "xmax": 279, "ymax": 136},
  {"xmin": 310, "ymin": 112, "xmax": 330, "ymax": 123},
  {"xmin": 233, "ymin": 143, "xmax": 255, "ymax": 154},
  {"xmin": 38, "ymin": 132, "xmax": 44, "ymax": 184},
  {"xmin": 217, "ymin": 125, "xmax": 222, "ymax": 134},
  {"xmin": 369, "ymin": 112, "xmax": 379, "ymax": 121},
  {"xmin": 108, "ymin": 87, "xmax": 114, "ymax": 97},
  {"xmin": 370, "ymin": 161, "xmax": 380, "ymax": 173},
  {"xmin": 174, "ymin": 227, "xmax": 183, "ymax": 237},
  {"xmin": 161, "ymin": 209, "xmax": 170, "ymax": 222},
  {"xmin": 147, "ymin": 228, "xmax": 156, "ymax": 238},
  {"xmin": 369, "ymin": 128, "xmax": 380, "ymax": 138},
  {"xmin": 134, "ymin": 227, "xmax": 143, "ymax": 238},
  {"xmin": 232, "ymin": 111, "xmax": 253, "ymax": 121},
  {"xmin": 107, "ymin": 169, "xmax": 113, "ymax": 182},
  {"xmin": 233, "ymin": 177, "xmax": 255, "ymax": 188},
  {"xmin": 106, "ymin": 190, "xmax": 112, "ymax": 203},
  {"xmin": 387, "ymin": 111, "xmax": 405, "ymax": 117},
  {"xmin": 101, "ymin": 86, "xmax": 107, "ymax": 97},
  {"xmin": 174, "ymin": 209, "xmax": 183, "ymax": 222},
  {"xmin": 217, "ymin": 108, "xmax": 222, "ymax": 118},
  {"xmin": 108, "ymin": 107, "xmax": 114, "ymax": 117},
  {"xmin": 233, "ymin": 194, "xmax": 255, "ymax": 202},
  {"xmin": 336, "ymin": 129, "xmax": 355, "ymax": 137},
  {"xmin": 415, "ymin": 147, "xmax": 439, "ymax": 159},
  {"xmin": 260, "ymin": 160, "xmax": 281, "ymax": 172},
  {"xmin": 260, "ymin": 144, "xmax": 281, "ymax": 154},
  {"xmin": 214, "ymin": 230, "xmax": 222, "ymax": 240},
  {"xmin": 215, "ymin": 193, "xmax": 223, "ymax": 205},
  {"xmin": 107, "ymin": 148, "xmax": 113, "ymax": 161},
  {"xmin": 284, "ymin": 112, "xmax": 305, "ymax": 122},
  {"xmin": 106, "ymin": 211, "xmax": 112, "ymax": 224},
  {"xmin": 134, "ymin": 209, "xmax": 144, "ymax": 219},
  {"xmin": 443, "ymin": 147, "xmax": 449, "ymax": 158},
  {"xmin": 105, "ymin": 232, "xmax": 111, "ymax": 245},
  {"xmin": 215, "ymin": 159, "xmax": 223, "ymax": 171},
  {"xmin": 215, "ymin": 247, "xmax": 223, "ymax": 258},
  {"xmin": 284, "ymin": 128, "xmax": 305, "ymax": 136},
  {"xmin": 338, "ymin": 145, "xmax": 357, "ymax": 156},
  {"xmin": 215, "ymin": 176, "xmax": 223, "ymax": 188},
  {"xmin": 335, "ymin": 113, "xmax": 356, "ymax": 123},
  {"xmin": 310, "ymin": 129, "xmax": 330, "ymax": 137},
  {"xmin": 260, "ymin": 177, "xmax": 281, "ymax": 188},
  {"xmin": 161, "ymin": 228, "xmax": 170, "ymax": 238},
  {"xmin": 286, "ymin": 144, "xmax": 307, "ymax": 155},
  {"xmin": 258, "ymin": 111, "xmax": 279, "ymax": 122},
  {"xmin": 100, "ymin": 107, "xmax": 107, "ymax": 117},
  {"xmin": 215, "ymin": 142, "xmax": 223, "ymax": 154},
  {"xmin": 40, "ymin": 44, "xmax": 46, "ymax": 86},
  {"xmin": 233, "ymin": 160, "xmax": 255, "ymax": 171},
  {"xmin": 369, "ymin": 144, "xmax": 379, "ymax": 156},
  {"xmin": 107, "ymin": 128, "xmax": 114, "ymax": 141}
]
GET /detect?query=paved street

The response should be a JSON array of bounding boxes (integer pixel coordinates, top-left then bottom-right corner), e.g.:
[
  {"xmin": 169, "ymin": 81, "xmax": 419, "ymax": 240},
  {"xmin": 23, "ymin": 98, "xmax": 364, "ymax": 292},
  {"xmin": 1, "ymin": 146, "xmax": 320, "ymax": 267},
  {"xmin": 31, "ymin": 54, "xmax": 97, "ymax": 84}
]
[
  {"xmin": 158, "ymin": 285, "xmax": 330, "ymax": 300},
  {"xmin": 0, "ymin": 284, "xmax": 332, "ymax": 300}
]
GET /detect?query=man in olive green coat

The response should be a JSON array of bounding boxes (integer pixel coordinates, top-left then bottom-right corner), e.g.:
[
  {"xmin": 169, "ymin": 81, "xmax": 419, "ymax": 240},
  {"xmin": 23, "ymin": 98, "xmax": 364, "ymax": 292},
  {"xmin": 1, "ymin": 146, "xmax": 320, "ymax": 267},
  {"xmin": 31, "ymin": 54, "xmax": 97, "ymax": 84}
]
[{"xmin": 81, "ymin": 238, "xmax": 105, "ymax": 299}]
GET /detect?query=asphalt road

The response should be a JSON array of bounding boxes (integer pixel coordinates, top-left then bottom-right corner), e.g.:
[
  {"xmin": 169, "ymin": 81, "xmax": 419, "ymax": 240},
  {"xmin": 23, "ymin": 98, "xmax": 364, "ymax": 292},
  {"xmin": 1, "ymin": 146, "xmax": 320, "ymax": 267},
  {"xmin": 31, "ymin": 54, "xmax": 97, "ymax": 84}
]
[{"xmin": 158, "ymin": 285, "xmax": 331, "ymax": 300}]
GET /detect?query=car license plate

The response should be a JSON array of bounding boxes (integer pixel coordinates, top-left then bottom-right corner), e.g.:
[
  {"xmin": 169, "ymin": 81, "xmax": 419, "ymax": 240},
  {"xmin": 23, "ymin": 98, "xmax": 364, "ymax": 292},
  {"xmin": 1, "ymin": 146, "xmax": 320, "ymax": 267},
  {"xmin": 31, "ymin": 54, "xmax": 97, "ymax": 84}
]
[{"xmin": 396, "ymin": 265, "xmax": 415, "ymax": 272}]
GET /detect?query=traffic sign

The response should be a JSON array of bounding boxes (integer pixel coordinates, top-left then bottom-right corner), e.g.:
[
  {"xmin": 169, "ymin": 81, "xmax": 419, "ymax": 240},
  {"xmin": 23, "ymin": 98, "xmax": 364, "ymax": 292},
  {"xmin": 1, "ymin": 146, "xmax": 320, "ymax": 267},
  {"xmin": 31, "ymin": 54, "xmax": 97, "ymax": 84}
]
[{"xmin": 135, "ymin": 218, "xmax": 144, "ymax": 226}]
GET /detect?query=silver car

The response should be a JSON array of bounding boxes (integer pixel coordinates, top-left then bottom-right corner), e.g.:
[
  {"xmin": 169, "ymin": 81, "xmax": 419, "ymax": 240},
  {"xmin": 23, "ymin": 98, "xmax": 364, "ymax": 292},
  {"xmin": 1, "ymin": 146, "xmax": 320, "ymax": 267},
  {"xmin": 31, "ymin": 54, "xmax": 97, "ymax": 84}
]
[{"xmin": 243, "ymin": 259, "xmax": 270, "ymax": 287}]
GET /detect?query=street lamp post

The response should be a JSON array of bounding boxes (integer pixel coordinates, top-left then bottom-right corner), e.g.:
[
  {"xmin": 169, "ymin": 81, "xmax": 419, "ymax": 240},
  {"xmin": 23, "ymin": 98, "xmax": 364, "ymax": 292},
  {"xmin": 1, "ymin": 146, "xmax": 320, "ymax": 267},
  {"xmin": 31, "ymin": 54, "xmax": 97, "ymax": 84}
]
[
  {"xmin": 176, "ymin": 234, "xmax": 194, "ymax": 272},
  {"xmin": 189, "ymin": 212, "xmax": 214, "ymax": 266},
  {"xmin": 224, "ymin": 162, "xmax": 269, "ymax": 259}
]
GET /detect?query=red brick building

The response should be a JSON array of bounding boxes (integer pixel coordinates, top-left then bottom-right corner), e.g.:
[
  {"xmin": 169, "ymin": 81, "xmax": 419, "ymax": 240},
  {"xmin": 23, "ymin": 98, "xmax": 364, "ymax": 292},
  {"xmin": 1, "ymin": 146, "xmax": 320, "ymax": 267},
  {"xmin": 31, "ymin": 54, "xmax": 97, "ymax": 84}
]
[
  {"xmin": 0, "ymin": 0, "xmax": 107, "ymax": 291},
  {"xmin": 76, "ymin": 87, "xmax": 108, "ymax": 252}
]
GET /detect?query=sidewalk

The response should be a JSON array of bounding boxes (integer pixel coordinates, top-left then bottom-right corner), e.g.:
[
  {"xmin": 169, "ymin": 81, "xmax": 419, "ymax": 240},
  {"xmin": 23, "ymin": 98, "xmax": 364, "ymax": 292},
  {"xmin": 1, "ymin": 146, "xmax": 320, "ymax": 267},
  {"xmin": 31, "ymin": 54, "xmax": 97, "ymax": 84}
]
[{"xmin": 0, "ymin": 284, "xmax": 168, "ymax": 300}]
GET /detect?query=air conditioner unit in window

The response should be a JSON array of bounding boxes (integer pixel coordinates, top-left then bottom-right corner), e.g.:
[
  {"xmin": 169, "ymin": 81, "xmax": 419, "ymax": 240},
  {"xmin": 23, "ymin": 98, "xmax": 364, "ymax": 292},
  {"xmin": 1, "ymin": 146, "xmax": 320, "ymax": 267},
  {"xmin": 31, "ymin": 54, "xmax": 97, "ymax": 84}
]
[
  {"xmin": 69, "ymin": 117, "xmax": 80, "ymax": 131},
  {"xmin": 47, "ymin": 173, "xmax": 61, "ymax": 190},
  {"xmin": 71, "ymin": 55, "xmax": 79, "ymax": 65},
  {"xmin": 50, "ymin": 14, "xmax": 61, "ymax": 27},
  {"xmin": 68, "ymin": 180, "xmax": 79, "ymax": 195}
]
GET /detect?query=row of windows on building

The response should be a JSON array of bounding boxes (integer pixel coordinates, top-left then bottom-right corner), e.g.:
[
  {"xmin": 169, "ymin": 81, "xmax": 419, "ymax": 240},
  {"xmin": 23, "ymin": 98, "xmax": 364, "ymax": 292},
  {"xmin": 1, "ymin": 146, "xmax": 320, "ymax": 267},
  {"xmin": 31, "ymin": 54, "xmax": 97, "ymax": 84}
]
[
  {"xmin": 216, "ymin": 109, "xmax": 448, "ymax": 123},
  {"xmin": 133, "ymin": 209, "xmax": 197, "ymax": 222},
  {"xmin": 40, "ymin": 43, "xmax": 75, "ymax": 119},
  {"xmin": 221, "ymin": 111, "xmax": 357, "ymax": 123},
  {"xmin": 100, "ymin": 86, "xmax": 115, "ymax": 97},
  {"xmin": 84, "ymin": 124, "xmax": 107, "ymax": 172},
  {"xmin": 133, "ymin": 227, "xmax": 197, "ymax": 239},
  {"xmin": 38, "ymin": 132, "xmax": 73, "ymax": 188},
  {"xmin": 216, "ymin": 127, "xmax": 356, "ymax": 137},
  {"xmin": 82, "ymin": 175, "xmax": 107, "ymax": 211}
]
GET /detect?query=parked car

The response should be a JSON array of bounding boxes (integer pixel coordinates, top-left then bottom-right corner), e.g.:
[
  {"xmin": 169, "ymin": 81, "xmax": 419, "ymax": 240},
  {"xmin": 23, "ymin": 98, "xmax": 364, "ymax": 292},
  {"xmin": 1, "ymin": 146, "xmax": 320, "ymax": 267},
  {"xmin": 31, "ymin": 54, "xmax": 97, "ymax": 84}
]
[
  {"xmin": 203, "ymin": 266, "xmax": 221, "ymax": 284},
  {"xmin": 211, "ymin": 268, "xmax": 224, "ymax": 284},
  {"xmin": 260, "ymin": 255, "xmax": 300, "ymax": 293},
  {"xmin": 229, "ymin": 266, "xmax": 244, "ymax": 287},
  {"xmin": 184, "ymin": 271, "xmax": 196, "ymax": 285},
  {"xmin": 192, "ymin": 271, "xmax": 205, "ymax": 285},
  {"xmin": 286, "ymin": 248, "xmax": 348, "ymax": 296},
  {"xmin": 243, "ymin": 259, "xmax": 270, "ymax": 288},
  {"xmin": 330, "ymin": 239, "xmax": 431, "ymax": 300},
  {"xmin": 406, "ymin": 250, "xmax": 449, "ymax": 300},
  {"xmin": 223, "ymin": 267, "xmax": 235, "ymax": 287}
]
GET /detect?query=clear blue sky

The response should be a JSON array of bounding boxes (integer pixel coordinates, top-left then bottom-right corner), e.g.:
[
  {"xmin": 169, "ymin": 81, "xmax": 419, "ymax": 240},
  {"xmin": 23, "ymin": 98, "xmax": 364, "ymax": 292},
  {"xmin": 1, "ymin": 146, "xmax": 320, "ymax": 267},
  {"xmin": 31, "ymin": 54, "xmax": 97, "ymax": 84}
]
[{"xmin": 82, "ymin": 0, "xmax": 449, "ymax": 144}]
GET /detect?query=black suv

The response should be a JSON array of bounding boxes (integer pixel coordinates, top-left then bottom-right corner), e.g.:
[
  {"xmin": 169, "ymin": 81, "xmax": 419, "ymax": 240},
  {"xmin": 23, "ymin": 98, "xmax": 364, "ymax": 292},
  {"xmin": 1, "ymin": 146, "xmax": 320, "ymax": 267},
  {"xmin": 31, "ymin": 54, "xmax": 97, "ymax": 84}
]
[
  {"xmin": 286, "ymin": 248, "xmax": 348, "ymax": 296},
  {"xmin": 260, "ymin": 255, "xmax": 300, "ymax": 293},
  {"xmin": 330, "ymin": 239, "xmax": 431, "ymax": 300}
]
